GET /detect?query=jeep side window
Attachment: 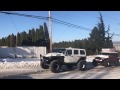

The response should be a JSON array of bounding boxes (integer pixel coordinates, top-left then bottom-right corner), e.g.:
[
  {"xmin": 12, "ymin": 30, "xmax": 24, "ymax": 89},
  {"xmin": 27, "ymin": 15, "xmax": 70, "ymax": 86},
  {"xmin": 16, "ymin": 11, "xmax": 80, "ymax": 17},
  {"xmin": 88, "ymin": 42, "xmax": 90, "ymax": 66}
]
[
  {"xmin": 74, "ymin": 50, "xmax": 78, "ymax": 55},
  {"xmin": 66, "ymin": 50, "xmax": 72, "ymax": 56},
  {"xmin": 80, "ymin": 50, "xmax": 85, "ymax": 55}
]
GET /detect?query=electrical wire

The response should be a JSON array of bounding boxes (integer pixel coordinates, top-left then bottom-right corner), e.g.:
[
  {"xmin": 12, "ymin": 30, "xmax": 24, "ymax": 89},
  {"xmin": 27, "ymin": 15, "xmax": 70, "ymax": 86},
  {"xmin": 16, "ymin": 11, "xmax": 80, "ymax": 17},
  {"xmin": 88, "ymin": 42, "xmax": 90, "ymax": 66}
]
[{"xmin": 0, "ymin": 11, "xmax": 120, "ymax": 37}]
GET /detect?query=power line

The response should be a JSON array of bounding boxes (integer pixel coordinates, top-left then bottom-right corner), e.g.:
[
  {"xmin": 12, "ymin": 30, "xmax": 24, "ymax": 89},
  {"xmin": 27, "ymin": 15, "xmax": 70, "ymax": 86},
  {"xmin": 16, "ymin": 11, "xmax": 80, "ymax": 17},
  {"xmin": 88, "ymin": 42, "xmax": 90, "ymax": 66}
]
[
  {"xmin": 51, "ymin": 18, "xmax": 92, "ymax": 31},
  {"xmin": 0, "ymin": 11, "xmax": 48, "ymax": 20},
  {"xmin": 0, "ymin": 11, "xmax": 93, "ymax": 31},
  {"xmin": 0, "ymin": 11, "xmax": 120, "ymax": 36},
  {"xmin": 9, "ymin": 15, "xmax": 18, "ymax": 33},
  {"xmin": 52, "ymin": 12, "xmax": 95, "ymax": 27},
  {"xmin": 9, "ymin": 15, "xmax": 18, "ymax": 46}
]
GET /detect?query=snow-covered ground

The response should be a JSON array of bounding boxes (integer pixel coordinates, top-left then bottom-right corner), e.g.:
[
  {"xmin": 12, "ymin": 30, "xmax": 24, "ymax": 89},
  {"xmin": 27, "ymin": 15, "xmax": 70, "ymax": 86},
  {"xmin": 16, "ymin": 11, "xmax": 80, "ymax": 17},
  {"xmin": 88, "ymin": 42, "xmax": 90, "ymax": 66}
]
[
  {"xmin": 0, "ymin": 55, "xmax": 120, "ymax": 79},
  {"xmin": 0, "ymin": 56, "xmax": 95, "ymax": 70},
  {"xmin": 0, "ymin": 58, "xmax": 40, "ymax": 69}
]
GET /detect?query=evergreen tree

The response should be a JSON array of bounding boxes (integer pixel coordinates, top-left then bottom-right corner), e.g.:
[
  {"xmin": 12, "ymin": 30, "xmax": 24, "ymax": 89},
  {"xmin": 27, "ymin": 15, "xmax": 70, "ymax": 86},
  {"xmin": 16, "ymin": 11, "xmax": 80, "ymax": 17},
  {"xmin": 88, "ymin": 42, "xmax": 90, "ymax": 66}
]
[
  {"xmin": 44, "ymin": 22, "xmax": 49, "ymax": 40},
  {"xmin": 7, "ymin": 35, "xmax": 10, "ymax": 47},
  {"xmin": 10, "ymin": 34, "xmax": 15, "ymax": 47},
  {"xmin": 31, "ymin": 28, "xmax": 35, "ymax": 45},
  {"xmin": 43, "ymin": 22, "xmax": 50, "ymax": 51},
  {"xmin": 89, "ymin": 26, "xmax": 101, "ymax": 54},
  {"xmin": 17, "ymin": 32, "xmax": 20, "ymax": 46},
  {"xmin": 1, "ymin": 38, "xmax": 5, "ymax": 46},
  {"xmin": 28, "ymin": 29, "xmax": 32, "ymax": 45},
  {"xmin": 97, "ymin": 12, "xmax": 105, "ymax": 49},
  {"xmin": 4, "ymin": 37, "xmax": 7, "ymax": 46},
  {"xmin": 89, "ymin": 12, "xmax": 113, "ymax": 54},
  {"xmin": 0, "ymin": 39, "xmax": 1, "ymax": 46},
  {"xmin": 39, "ymin": 25, "xmax": 45, "ymax": 40},
  {"xmin": 14, "ymin": 35, "xmax": 16, "ymax": 46},
  {"xmin": 36, "ymin": 28, "xmax": 39, "ymax": 41}
]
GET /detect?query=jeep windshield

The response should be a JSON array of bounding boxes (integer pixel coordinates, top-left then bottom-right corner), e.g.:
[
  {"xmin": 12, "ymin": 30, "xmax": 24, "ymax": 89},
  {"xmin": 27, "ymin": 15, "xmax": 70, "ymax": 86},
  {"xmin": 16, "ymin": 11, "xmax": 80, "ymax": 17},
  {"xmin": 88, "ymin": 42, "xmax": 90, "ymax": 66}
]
[{"xmin": 52, "ymin": 48, "xmax": 66, "ymax": 53}]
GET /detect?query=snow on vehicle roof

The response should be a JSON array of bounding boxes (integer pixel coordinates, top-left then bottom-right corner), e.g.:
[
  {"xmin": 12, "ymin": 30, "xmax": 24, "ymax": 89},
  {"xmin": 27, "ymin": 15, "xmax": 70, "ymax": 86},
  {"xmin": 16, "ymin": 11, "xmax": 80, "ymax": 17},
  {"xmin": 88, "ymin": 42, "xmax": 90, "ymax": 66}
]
[
  {"xmin": 66, "ymin": 47, "xmax": 85, "ymax": 50},
  {"xmin": 101, "ymin": 48, "xmax": 118, "ymax": 53},
  {"xmin": 101, "ymin": 52, "xmax": 118, "ymax": 53}
]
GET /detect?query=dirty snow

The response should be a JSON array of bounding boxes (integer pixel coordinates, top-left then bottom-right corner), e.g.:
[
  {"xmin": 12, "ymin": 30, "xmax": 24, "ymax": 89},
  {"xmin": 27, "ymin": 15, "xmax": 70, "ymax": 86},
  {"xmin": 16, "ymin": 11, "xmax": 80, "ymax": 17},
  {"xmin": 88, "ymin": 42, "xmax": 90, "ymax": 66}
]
[{"xmin": 0, "ymin": 58, "xmax": 40, "ymax": 69}]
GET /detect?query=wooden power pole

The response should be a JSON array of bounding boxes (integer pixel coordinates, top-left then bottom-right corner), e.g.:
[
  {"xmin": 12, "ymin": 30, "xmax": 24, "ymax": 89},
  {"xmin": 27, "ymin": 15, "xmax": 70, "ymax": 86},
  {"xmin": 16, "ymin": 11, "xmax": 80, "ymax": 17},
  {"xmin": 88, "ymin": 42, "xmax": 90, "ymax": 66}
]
[{"xmin": 48, "ymin": 11, "xmax": 52, "ymax": 53}]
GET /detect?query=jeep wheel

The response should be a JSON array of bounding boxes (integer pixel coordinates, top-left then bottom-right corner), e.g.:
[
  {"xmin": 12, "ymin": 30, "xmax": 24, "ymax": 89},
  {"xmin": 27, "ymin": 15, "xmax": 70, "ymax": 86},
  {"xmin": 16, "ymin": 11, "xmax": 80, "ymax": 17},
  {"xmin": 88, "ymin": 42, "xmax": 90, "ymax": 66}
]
[
  {"xmin": 92, "ymin": 59, "xmax": 98, "ymax": 67},
  {"xmin": 114, "ymin": 60, "xmax": 119, "ymax": 67},
  {"xmin": 66, "ymin": 64, "xmax": 73, "ymax": 69},
  {"xmin": 77, "ymin": 60, "xmax": 87, "ymax": 71},
  {"xmin": 50, "ymin": 60, "xmax": 61, "ymax": 73},
  {"xmin": 103, "ymin": 60, "xmax": 109, "ymax": 67},
  {"xmin": 40, "ymin": 61, "xmax": 49, "ymax": 69}
]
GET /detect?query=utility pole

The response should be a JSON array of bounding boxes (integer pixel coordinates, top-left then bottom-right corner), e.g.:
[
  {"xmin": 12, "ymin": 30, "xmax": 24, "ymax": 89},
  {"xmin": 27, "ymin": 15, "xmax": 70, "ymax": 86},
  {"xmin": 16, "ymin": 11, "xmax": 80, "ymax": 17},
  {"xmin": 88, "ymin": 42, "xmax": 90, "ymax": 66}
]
[{"xmin": 48, "ymin": 11, "xmax": 52, "ymax": 53}]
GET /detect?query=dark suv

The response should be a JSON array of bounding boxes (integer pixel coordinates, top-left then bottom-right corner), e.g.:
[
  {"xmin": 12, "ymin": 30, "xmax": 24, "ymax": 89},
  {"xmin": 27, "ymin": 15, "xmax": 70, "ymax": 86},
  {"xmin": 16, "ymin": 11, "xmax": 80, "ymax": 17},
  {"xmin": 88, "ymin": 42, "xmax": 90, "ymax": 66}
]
[{"xmin": 92, "ymin": 49, "xmax": 120, "ymax": 67}]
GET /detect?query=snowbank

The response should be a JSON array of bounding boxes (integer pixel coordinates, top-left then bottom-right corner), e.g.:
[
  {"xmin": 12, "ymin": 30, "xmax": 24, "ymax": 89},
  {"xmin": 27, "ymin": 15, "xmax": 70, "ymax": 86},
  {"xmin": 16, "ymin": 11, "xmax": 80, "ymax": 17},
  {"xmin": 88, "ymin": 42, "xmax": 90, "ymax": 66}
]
[
  {"xmin": 0, "ymin": 46, "xmax": 46, "ymax": 58},
  {"xmin": 0, "ymin": 58, "xmax": 40, "ymax": 69}
]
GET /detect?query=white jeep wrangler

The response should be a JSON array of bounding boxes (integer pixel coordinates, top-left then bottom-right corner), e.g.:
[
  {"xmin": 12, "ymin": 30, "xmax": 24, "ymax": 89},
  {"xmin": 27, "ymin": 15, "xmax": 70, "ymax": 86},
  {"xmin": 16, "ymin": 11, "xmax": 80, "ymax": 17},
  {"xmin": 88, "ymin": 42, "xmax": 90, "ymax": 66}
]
[
  {"xmin": 92, "ymin": 48, "xmax": 120, "ymax": 67},
  {"xmin": 40, "ymin": 47, "xmax": 87, "ymax": 73}
]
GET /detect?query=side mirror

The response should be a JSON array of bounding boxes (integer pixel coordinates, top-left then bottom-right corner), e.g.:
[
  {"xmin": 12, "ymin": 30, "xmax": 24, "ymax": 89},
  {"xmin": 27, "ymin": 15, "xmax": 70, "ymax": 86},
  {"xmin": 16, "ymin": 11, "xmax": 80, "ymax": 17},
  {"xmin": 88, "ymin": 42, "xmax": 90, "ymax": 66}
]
[{"xmin": 66, "ymin": 52, "xmax": 68, "ymax": 56}]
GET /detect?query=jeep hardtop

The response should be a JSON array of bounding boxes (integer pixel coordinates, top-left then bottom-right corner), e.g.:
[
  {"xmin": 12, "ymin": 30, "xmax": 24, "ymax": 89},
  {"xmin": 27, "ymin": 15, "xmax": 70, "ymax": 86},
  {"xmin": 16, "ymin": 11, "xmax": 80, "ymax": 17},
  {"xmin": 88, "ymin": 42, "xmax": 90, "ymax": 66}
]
[{"xmin": 40, "ymin": 47, "xmax": 87, "ymax": 73}]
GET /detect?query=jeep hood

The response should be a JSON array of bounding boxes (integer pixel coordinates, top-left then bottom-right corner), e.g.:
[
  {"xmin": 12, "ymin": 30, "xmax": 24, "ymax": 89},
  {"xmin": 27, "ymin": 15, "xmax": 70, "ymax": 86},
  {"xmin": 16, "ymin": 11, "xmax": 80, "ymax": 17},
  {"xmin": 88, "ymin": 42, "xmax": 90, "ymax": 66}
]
[
  {"xmin": 44, "ymin": 53, "xmax": 64, "ymax": 57},
  {"xmin": 95, "ymin": 55, "xmax": 109, "ymax": 58}
]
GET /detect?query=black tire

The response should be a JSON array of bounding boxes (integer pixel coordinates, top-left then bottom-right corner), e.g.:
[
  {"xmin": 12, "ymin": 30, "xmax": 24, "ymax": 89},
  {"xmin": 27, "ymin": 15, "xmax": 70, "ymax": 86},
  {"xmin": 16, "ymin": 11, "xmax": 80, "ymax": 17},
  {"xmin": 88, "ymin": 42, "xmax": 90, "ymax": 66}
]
[
  {"xmin": 92, "ymin": 59, "xmax": 98, "ymax": 67},
  {"xmin": 66, "ymin": 64, "xmax": 73, "ymax": 69},
  {"xmin": 103, "ymin": 60, "xmax": 109, "ymax": 67},
  {"xmin": 40, "ymin": 61, "xmax": 49, "ymax": 69},
  {"xmin": 50, "ymin": 60, "xmax": 61, "ymax": 73},
  {"xmin": 114, "ymin": 60, "xmax": 119, "ymax": 67},
  {"xmin": 77, "ymin": 60, "xmax": 87, "ymax": 71}
]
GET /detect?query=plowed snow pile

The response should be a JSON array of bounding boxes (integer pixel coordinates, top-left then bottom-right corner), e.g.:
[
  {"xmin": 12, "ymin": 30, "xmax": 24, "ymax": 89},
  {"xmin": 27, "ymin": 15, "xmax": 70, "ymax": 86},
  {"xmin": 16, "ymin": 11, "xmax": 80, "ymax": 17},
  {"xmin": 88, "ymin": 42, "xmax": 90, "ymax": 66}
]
[{"xmin": 0, "ymin": 58, "xmax": 40, "ymax": 69}]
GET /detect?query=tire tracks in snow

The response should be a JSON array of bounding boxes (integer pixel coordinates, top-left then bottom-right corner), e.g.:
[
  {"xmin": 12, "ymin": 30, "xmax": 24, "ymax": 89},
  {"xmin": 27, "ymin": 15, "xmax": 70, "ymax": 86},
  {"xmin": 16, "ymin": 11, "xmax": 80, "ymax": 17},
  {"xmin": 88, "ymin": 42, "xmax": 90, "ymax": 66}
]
[{"xmin": 39, "ymin": 65, "xmax": 116, "ymax": 79}]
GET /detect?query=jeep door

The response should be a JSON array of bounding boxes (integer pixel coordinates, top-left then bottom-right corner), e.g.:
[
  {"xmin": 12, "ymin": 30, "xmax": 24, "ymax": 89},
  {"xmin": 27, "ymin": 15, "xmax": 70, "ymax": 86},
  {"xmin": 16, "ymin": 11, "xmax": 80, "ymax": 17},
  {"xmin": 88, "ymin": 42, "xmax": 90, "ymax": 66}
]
[
  {"xmin": 64, "ymin": 49, "xmax": 80, "ymax": 63},
  {"xmin": 64, "ymin": 49, "xmax": 74, "ymax": 63},
  {"xmin": 73, "ymin": 49, "xmax": 81, "ymax": 63}
]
